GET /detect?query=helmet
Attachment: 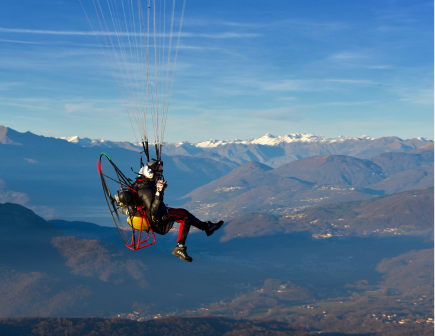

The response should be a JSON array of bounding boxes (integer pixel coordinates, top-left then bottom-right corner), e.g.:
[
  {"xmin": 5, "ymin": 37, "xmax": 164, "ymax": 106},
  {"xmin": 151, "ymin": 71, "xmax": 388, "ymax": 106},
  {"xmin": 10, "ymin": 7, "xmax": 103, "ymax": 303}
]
[
  {"xmin": 139, "ymin": 165, "xmax": 154, "ymax": 179},
  {"xmin": 147, "ymin": 160, "xmax": 163, "ymax": 172},
  {"xmin": 148, "ymin": 160, "xmax": 164, "ymax": 178}
]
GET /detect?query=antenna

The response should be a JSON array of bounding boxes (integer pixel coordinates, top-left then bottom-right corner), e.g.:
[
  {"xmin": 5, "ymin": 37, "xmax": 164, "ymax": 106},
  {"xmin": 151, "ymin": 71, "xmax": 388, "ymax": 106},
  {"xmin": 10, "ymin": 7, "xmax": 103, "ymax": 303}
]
[
  {"xmin": 155, "ymin": 143, "xmax": 160, "ymax": 161},
  {"xmin": 142, "ymin": 140, "xmax": 150, "ymax": 162}
]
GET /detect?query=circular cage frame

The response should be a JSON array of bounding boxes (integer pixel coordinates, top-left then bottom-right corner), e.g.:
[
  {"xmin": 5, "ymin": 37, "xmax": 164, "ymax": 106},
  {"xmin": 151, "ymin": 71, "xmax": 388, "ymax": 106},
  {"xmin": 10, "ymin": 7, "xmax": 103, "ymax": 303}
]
[{"xmin": 98, "ymin": 153, "xmax": 156, "ymax": 250}]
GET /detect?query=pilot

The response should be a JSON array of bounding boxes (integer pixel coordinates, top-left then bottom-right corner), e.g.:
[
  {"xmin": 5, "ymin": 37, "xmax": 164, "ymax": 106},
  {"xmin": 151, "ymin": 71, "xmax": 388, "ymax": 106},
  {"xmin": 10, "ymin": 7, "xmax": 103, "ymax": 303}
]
[{"xmin": 131, "ymin": 161, "xmax": 224, "ymax": 262}]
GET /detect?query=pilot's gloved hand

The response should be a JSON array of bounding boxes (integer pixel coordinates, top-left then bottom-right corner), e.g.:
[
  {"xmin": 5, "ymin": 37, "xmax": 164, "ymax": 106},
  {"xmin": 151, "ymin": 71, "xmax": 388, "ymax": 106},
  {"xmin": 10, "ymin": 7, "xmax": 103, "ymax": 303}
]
[{"xmin": 156, "ymin": 180, "xmax": 167, "ymax": 196}]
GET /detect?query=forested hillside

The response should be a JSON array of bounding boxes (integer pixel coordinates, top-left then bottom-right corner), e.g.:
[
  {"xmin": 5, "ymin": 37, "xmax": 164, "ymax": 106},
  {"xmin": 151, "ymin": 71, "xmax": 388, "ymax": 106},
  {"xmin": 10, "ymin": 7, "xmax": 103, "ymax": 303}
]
[
  {"xmin": 182, "ymin": 146, "xmax": 433, "ymax": 220},
  {"xmin": 221, "ymin": 187, "xmax": 434, "ymax": 241}
]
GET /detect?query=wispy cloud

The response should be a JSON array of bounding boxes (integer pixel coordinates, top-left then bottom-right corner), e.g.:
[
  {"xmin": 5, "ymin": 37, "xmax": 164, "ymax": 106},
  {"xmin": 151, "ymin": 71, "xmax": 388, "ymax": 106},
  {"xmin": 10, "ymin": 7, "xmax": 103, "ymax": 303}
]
[
  {"xmin": 0, "ymin": 96, "xmax": 126, "ymax": 117},
  {"xmin": 182, "ymin": 32, "xmax": 259, "ymax": 38},
  {"xmin": 182, "ymin": 17, "xmax": 267, "ymax": 29},
  {"xmin": 249, "ymin": 106, "xmax": 303, "ymax": 121},
  {"xmin": 184, "ymin": 17, "xmax": 349, "ymax": 34},
  {"xmin": 0, "ymin": 46, "xmax": 110, "ymax": 73},
  {"xmin": 398, "ymin": 89, "xmax": 434, "ymax": 105},
  {"xmin": 328, "ymin": 51, "xmax": 369, "ymax": 63},
  {"xmin": 230, "ymin": 77, "xmax": 380, "ymax": 94},
  {"xmin": 0, "ymin": 27, "xmax": 258, "ymax": 39},
  {"xmin": 0, "ymin": 97, "xmax": 52, "ymax": 110},
  {"xmin": 298, "ymin": 100, "xmax": 379, "ymax": 108},
  {"xmin": 326, "ymin": 50, "xmax": 394, "ymax": 70},
  {"xmin": 62, "ymin": 99, "xmax": 125, "ymax": 117},
  {"xmin": 0, "ymin": 27, "xmax": 98, "ymax": 36},
  {"xmin": 276, "ymin": 96, "xmax": 297, "ymax": 102},
  {"xmin": 0, "ymin": 82, "xmax": 24, "ymax": 90},
  {"xmin": 260, "ymin": 79, "xmax": 324, "ymax": 92},
  {"xmin": 279, "ymin": 18, "xmax": 349, "ymax": 31},
  {"xmin": 365, "ymin": 65, "xmax": 394, "ymax": 70},
  {"xmin": 324, "ymin": 79, "xmax": 377, "ymax": 85},
  {"xmin": 64, "ymin": 102, "xmax": 94, "ymax": 115},
  {"xmin": 216, "ymin": 20, "xmax": 267, "ymax": 29},
  {"xmin": 0, "ymin": 38, "xmax": 42, "ymax": 45}
]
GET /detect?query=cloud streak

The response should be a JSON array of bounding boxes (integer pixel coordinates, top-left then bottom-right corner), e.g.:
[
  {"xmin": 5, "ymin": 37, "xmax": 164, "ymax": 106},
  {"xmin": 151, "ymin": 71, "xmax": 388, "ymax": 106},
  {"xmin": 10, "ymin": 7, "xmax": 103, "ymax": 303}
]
[
  {"xmin": 0, "ymin": 27, "xmax": 258, "ymax": 39},
  {"xmin": 0, "ymin": 82, "xmax": 24, "ymax": 91},
  {"xmin": 0, "ymin": 38, "xmax": 42, "ymax": 45},
  {"xmin": 229, "ymin": 77, "xmax": 381, "ymax": 94}
]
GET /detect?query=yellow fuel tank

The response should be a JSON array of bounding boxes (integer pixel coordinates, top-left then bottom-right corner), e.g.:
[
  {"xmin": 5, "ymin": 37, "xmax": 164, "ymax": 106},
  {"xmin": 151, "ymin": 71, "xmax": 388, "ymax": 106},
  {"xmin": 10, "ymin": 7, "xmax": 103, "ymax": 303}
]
[{"xmin": 127, "ymin": 213, "xmax": 150, "ymax": 231}]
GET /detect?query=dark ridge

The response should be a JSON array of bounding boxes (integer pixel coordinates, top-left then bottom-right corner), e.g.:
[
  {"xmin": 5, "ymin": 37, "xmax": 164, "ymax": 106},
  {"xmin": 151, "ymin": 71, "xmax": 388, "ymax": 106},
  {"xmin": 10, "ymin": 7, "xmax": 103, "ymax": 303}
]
[{"xmin": 0, "ymin": 316, "xmax": 383, "ymax": 336}]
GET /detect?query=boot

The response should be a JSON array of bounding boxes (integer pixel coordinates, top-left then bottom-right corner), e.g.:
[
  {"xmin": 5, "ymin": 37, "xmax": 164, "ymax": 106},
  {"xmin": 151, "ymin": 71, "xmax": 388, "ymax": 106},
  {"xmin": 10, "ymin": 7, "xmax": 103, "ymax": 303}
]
[
  {"xmin": 205, "ymin": 220, "xmax": 224, "ymax": 236},
  {"xmin": 172, "ymin": 245, "xmax": 193, "ymax": 262}
]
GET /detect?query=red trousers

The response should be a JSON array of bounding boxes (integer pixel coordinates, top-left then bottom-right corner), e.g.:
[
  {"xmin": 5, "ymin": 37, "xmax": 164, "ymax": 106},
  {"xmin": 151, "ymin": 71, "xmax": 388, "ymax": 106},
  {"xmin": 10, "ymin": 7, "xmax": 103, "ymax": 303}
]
[{"xmin": 150, "ymin": 208, "xmax": 207, "ymax": 245}]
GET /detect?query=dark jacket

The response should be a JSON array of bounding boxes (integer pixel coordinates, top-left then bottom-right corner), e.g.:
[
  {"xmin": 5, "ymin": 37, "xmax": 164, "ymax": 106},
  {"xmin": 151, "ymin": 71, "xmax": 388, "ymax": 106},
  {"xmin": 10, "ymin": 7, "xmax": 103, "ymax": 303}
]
[{"xmin": 133, "ymin": 179, "xmax": 167, "ymax": 224}]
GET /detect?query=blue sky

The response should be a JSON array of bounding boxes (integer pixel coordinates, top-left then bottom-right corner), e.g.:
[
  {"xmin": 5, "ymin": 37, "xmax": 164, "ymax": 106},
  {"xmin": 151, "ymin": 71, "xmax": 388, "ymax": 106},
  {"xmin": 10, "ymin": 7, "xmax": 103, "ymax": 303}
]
[{"xmin": 0, "ymin": 0, "xmax": 433, "ymax": 143}]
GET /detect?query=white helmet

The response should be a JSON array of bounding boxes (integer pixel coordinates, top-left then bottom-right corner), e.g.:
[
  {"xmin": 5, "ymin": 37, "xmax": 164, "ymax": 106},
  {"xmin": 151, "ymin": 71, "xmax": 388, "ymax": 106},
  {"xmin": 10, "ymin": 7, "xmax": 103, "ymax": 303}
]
[{"xmin": 139, "ymin": 165, "xmax": 154, "ymax": 179}]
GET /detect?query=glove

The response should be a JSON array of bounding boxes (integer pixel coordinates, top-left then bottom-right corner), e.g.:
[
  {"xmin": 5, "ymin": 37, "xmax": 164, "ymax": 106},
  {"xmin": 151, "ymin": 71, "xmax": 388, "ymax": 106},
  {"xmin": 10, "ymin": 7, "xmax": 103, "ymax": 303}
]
[{"xmin": 155, "ymin": 180, "xmax": 167, "ymax": 196}]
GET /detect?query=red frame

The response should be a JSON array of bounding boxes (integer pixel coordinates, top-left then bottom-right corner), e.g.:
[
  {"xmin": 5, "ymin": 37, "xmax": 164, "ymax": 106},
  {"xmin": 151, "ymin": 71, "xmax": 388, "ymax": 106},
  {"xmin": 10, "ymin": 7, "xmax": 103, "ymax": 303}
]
[{"xmin": 123, "ymin": 186, "xmax": 157, "ymax": 251}]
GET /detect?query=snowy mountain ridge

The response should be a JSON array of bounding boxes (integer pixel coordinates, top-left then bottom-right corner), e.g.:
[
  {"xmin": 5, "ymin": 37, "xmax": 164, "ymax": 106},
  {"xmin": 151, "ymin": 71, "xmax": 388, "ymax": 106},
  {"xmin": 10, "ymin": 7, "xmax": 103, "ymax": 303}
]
[
  {"xmin": 58, "ymin": 132, "xmax": 432, "ymax": 168},
  {"xmin": 61, "ymin": 136, "xmax": 105, "ymax": 145},
  {"xmin": 60, "ymin": 133, "xmax": 381, "ymax": 148},
  {"xmin": 192, "ymin": 133, "xmax": 374, "ymax": 148},
  {"xmin": 59, "ymin": 136, "xmax": 142, "ymax": 151}
]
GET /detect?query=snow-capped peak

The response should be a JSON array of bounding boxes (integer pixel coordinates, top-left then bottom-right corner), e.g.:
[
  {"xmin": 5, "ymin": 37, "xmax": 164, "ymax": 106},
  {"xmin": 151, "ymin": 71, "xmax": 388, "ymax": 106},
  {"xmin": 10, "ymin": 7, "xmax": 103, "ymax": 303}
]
[
  {"xmin": 60, "ymin": 136, "xmax": 115, "ymax": 146},
  {"xmin": 61, "ymin": 135, "xmax": 80, "ymax": 143},
  {"xmin": 193, "ymin": 133, "xmax": 374, "ymax": 148}
]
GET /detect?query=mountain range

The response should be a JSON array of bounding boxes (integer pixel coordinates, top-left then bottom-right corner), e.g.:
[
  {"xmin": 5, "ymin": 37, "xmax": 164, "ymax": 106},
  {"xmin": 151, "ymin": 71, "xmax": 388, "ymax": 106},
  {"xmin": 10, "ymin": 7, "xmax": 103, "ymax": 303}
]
[
  {"xmin": 1, "ymin": 125, "xmax": 432, "ymax": 224},
  {"xmin": 0, "ymin": 126, "xmax": 237, "ymax": 223},
  {"xmin": 180, "ymin": 144, "xmax": 434, "ymax": 220},
  {"xmin": 1, "ymin": 125, "xmax": 433, "ymax": 334},
  {"xmin": 61, "ymin": 132, "xmax": 432, "ymax": 168}
]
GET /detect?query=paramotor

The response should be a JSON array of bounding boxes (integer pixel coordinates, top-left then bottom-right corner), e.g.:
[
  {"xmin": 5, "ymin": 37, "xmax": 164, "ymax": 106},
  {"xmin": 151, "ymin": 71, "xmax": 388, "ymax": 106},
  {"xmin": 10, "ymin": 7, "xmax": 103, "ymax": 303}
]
[{"xmin": 98, "ymin": 152, "xmax": 156, "ymax": 250}]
